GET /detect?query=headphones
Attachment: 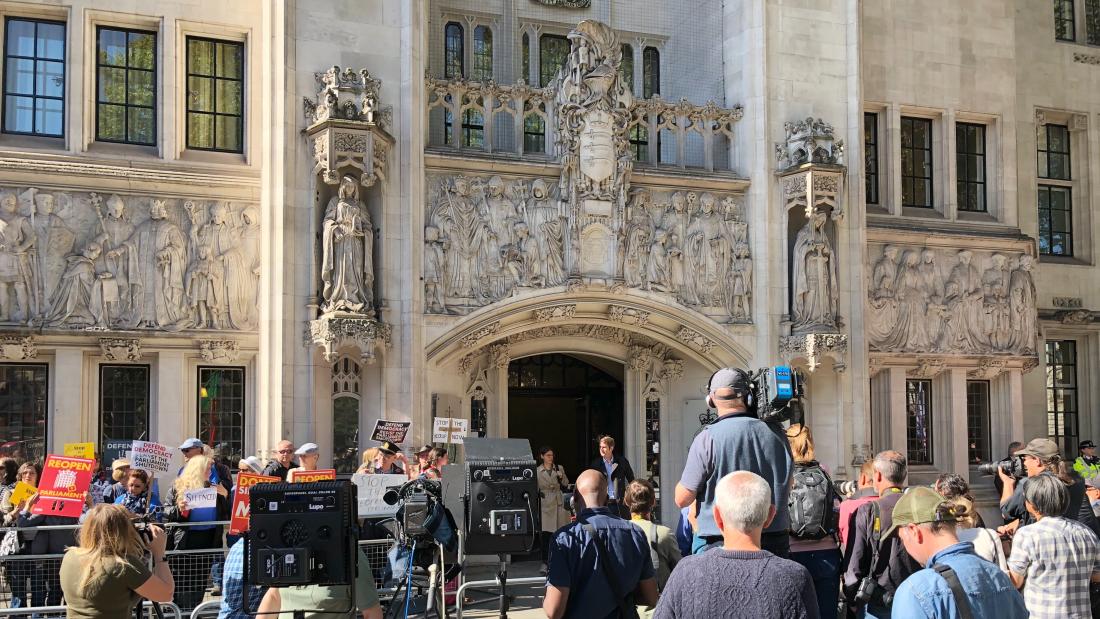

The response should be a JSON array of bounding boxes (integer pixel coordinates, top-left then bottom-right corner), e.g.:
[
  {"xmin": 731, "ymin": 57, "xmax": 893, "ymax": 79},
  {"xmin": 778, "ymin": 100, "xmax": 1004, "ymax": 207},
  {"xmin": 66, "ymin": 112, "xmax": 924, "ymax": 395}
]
[{"xmin": 705, "ymin": 367, "xmax": 754, "ymax": 411}]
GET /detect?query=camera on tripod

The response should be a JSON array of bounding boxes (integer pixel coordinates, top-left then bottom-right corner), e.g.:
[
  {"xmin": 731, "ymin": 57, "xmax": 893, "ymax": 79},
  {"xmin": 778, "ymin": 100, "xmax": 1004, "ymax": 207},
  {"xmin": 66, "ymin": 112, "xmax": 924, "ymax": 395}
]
[
  {"xmin": 383, "ymin": 477, "xmax": 455, "ymax": 549},
  {"xmin": 977, "ymin": 455, "xmax": 1027, "ymax": 480},
  {"xmin": 745, "ymin": 366, "xmax": 805, "ymax": 425}
]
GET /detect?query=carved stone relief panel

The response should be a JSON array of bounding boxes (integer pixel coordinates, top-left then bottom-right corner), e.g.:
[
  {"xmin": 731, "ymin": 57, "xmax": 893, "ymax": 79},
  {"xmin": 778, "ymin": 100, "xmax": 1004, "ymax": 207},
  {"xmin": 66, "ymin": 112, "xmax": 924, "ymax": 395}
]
[
  {"xmin": 867, "ymin": 244, "xmax": 1037, "ymax": 356},
  {"xmin": 424, "ymin": 174, "xmax": 751, "ymax": 323},
  {"xmin": 0, "ymin": 187, "xmax": 259, "ymax": 332}
]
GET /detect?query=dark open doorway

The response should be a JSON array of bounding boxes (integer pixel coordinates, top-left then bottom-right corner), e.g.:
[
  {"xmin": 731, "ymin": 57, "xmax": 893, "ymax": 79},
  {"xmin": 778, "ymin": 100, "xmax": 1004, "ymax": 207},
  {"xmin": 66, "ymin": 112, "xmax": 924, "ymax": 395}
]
[{"xmin": 507, "ymin": 353, "xmax": 624, "ymax": 481}]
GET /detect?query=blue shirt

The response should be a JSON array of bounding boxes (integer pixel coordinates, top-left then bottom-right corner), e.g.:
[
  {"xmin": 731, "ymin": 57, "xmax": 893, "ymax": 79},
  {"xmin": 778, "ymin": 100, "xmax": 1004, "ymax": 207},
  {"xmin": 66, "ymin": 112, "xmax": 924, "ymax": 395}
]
[
  {"xmin": 218, "ymin": 538, "xmax": 266, "ymax": 619},
  {"xmin": 679, "ymin": 413, "xmax": 793, "ymax": 537},
  {"xmin": 675, "ymin": 506, "xmax": 693, "ymax": 557},
  {"xmin": 891, "ymin": 542, "xmax": 1028, "ymax": 619},
  {"xmin": 547, "ymin": 507, "xmax": 656, "ymax": 619},
  {"xmin": 602, "ymin": 459, "xmax": 616, "ymax": 499}
]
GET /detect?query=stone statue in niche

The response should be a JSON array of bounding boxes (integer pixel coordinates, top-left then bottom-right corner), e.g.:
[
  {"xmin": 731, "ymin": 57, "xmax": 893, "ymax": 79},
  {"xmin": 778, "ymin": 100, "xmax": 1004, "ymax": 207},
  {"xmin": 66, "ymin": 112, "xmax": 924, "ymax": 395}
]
[
  {"xmin": 866, "ymin": 244, "xmax": 1038, "ymax": 355},
  {"xmin": 423, "ymin": 225, "xmax": 447, "ymax": 313},
  {"xmin": 111, "ymin": 199, "xmax": 188, "ymax": 328},
  {"xmin": 0, "ymin": 193, "xmax": 36, "ymax": 323},
  {"xmin": 791, "ymin": 206, "xmax": 838, "ymax": 331},
  {"xmin": 321, "ymin": 176, "xmax": 374, "ymax": 316},
  {"xmin": 45, "ymin": 242, "xmax": 111, "ymax": 328},
  {"xmin": 29, "ymin": 190, "xmax": 74, "ymax": 311}
]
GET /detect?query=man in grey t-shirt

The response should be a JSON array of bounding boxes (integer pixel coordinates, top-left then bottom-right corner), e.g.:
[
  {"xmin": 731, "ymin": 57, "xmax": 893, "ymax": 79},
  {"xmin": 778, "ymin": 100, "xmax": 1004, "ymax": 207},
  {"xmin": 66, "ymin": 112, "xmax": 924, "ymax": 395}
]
[{"xmin": 674, "ymin": 368, "xmax": 793, "ymax": 557}]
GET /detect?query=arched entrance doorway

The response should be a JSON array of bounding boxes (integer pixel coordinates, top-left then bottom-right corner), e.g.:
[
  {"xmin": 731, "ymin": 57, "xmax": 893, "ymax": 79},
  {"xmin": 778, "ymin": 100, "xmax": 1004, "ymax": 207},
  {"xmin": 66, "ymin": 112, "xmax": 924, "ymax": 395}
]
[{"xmin": 507, "ymin": 353, "xmax": 624, "ymax": 477}]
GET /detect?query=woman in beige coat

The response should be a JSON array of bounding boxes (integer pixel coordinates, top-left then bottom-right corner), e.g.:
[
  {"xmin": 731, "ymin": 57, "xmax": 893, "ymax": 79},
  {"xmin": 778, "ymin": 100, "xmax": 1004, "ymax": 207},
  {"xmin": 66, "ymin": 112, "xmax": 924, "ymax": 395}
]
[{"xmin": 537, "ymin": 445, "xmax": 570, "ymax": 574}]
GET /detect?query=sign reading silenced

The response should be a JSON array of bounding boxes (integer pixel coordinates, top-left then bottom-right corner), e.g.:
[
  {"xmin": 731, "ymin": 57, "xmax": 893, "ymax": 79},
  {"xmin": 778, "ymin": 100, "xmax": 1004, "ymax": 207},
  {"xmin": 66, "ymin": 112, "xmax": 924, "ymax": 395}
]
[
  {"xmin": 32, "ymin": 455, "xmax": 95, "ymax": 518},
  {"xmin": 351, "ymin": 473, "xmax": 407, "ymax": 518},
  {"xmin": 229, "ymin": 472, "xmax": 278, "ymax": 535}
]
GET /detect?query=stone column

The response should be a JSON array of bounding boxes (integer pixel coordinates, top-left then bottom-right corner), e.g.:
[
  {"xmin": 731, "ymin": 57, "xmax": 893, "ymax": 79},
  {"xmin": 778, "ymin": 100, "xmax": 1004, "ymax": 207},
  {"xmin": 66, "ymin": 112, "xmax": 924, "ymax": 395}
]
[
  {"xmin": 886, "ymin": 103, "xmax": 903, "ymax": 216},
  {"xmin": 940, "ymin": 368, "xmax": 969, "ymax": 481},
  {"xmin": 156, "ymin": 350, "xmax": 187, "ymax": 450},
  {"xmin": 887, "ymin": 367, "xmax": 908, "ymax": 455},
  {"xmin": 943, "ymin": 108, "xmax": 958, "ymax": 220},
  {"xmin": 623, "ymin": 367, "xmax": 643, "ymax": 477},
  {"xmin": 992, "ymin": 369, "xmax": 1024, "ymax": 457},
  {"xmin": 51, "ymin": 348, "xmax": 84, "ymax": 452}
]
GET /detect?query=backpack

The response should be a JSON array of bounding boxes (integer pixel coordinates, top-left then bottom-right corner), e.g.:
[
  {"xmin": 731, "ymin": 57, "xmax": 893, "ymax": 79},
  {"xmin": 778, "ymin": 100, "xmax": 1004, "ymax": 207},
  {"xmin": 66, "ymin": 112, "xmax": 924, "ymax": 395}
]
[{"xmin": 788, "ymin": 462, "xmax": 839, "ymax": 540}]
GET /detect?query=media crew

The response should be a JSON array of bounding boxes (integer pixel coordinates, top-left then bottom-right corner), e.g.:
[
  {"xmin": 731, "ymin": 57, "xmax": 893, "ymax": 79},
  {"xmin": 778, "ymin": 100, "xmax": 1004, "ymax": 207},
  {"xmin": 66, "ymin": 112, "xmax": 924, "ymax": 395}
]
[
  {"xmin": 58, "ymin": 503, "xmax": 175, "ymax": 618},
  {"xmin": 674, "ymin": 367, "xmax": 794, "ymax": 557},
  {"xmin": 997, "ymin": 437, "xmax": 1100, "ymax": 539}
]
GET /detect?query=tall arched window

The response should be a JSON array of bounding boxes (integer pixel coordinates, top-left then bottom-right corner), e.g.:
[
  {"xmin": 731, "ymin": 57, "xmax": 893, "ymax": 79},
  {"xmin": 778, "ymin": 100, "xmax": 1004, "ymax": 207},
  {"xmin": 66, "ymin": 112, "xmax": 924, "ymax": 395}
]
[
  {"xmin": 620, "ymin": 44, "xmax": 634, "ymax": 94},
  {"xmin": 642, "ymin": 46, "xmax": 660, "ymax": 99},
  {"xmin": 332, "ymin": 356, "xmax": 362, "ymax": 475},
  {"xmin": 443, "ymin": 22, "xmax": 464, "ymax": 145},
  {"xmin": 472, "ymin": 26, "xmax": 493, "ymax": 81},
  {"xmin": 521, "ymin": 32, "xmax": 530, "ymax": 84}
]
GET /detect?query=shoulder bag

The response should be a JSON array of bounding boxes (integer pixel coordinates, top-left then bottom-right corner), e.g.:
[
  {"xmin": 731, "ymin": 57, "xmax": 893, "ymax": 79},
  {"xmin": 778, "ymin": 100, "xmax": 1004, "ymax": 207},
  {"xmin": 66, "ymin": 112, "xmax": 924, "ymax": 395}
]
[{"xmin": 582, "ymin": 523, "xmax": 637, "ymax": 619}]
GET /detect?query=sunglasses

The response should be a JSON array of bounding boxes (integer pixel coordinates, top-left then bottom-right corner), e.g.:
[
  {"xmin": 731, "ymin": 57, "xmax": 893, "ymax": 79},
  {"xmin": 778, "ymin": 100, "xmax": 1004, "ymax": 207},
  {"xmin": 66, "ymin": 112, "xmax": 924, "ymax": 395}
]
[{"xmin": 277, "ymin": 449, "xmax": 293, "ymax": 454}]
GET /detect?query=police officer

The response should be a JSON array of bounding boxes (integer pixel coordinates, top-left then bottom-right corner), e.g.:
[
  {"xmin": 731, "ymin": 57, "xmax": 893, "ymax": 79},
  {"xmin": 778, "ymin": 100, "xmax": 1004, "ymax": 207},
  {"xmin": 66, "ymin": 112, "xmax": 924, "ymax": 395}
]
[
  {"xmin": 1074, "ymin": 439, "xmax": 1100, "ymax": 482},
  {"xmin": 674, "ymin": 368, "xmax": 794, "ymax": 557}
]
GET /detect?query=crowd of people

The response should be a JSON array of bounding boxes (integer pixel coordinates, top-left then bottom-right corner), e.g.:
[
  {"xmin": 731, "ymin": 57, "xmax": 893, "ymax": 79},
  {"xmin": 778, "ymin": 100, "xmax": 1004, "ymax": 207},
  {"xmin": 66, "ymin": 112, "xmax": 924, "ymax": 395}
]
[{"xmin": 5, "ymin": 364, "xmax": 1100, "ymax": 617}]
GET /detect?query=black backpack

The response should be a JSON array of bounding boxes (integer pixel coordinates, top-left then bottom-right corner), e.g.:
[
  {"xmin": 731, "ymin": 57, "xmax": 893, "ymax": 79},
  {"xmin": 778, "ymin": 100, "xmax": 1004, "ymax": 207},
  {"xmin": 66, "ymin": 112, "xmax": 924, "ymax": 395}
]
[{"xmin": 788, "ymin": 461, "xmax": 839, "ymax": 540}]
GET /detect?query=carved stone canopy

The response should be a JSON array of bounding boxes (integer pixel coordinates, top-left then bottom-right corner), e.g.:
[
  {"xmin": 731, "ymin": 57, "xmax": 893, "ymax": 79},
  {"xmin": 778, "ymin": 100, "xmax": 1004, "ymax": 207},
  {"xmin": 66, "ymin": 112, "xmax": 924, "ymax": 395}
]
[
  {"xmin": 308, "ymin": 312, "xmax": 392, "ymax": 365},
  {"xmin": 304, "ymin": 66, "xmax": 394, "ymax": 187},
  {"xmin": 775, "ymin": 117, "xmax": 845, "ymax": 171},
  {"xmin": 197, "ymin": 339, "xmax": 240, "ymax": 363},
  {"xmin": 100, "ymin": 338, "xmax": 142, "ymax": 362},
  {"xmin": 779, "ymin": 333, "xmax": 848, "ymax": 373}
]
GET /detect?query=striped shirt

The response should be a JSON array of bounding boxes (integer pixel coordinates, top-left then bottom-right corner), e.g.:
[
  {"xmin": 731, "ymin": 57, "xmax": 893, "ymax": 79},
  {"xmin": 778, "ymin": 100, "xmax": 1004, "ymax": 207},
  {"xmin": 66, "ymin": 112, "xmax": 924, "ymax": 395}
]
[{"xmin": 1008, "ymin": 516, "xmax": 1100, "ymax": 619}]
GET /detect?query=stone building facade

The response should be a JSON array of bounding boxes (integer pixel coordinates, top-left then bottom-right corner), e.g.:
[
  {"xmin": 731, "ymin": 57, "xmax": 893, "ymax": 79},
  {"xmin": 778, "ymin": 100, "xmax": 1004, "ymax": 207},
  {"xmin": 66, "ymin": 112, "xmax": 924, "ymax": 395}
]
[{"xmin": 0, "ymin": 0, "xmax": 1095, "ymax": 521}]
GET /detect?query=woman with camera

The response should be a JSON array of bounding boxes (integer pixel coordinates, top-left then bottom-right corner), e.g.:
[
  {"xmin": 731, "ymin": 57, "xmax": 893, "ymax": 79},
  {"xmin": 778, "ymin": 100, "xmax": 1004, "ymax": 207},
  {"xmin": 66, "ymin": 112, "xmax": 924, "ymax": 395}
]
[
  {"xmin": 163, "ymin": 455, "xmax": 229, "ymax": 610},
  {"xmin": 998, "ymin": 437, "xmax": 1100, "ymax": 538},
  {"xmin": 536, "ymin": 446, "xmax": 570, "ymax": 575},
  {"xmin": 59, "ymin": 503, "xmax": 174, "ymax": 617}
]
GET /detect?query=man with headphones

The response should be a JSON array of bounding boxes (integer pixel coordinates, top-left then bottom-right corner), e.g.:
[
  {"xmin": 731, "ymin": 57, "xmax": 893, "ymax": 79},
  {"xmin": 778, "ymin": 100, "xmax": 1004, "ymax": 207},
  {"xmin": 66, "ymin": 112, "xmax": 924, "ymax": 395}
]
[{"xmin": 674, "ymin": 368, "xmax": 794, "ymax": 557}]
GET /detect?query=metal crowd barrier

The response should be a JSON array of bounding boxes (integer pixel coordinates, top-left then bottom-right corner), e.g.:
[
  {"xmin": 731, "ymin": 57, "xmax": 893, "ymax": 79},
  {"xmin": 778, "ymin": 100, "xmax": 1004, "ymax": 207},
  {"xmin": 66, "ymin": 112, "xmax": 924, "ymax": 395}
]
[{"xmin": 0, "ymin": 601, "xmax": 182, "ymax": 618}]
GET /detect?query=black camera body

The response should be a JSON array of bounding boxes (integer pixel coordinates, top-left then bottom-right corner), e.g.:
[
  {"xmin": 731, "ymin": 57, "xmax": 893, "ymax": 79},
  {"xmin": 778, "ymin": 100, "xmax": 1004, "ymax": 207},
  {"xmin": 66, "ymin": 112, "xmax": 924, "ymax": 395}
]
[{"xmin": 977, "ymin": 455, "xmax": 1026, "ymax": 480}]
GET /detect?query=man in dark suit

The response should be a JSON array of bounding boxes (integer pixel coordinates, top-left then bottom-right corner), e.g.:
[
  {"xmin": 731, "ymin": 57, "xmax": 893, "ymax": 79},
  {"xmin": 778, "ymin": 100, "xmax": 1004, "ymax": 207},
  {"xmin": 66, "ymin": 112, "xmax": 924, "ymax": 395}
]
[{"xmin": 588, "ymin": 435, "xmax": 635, "ymax": 518}]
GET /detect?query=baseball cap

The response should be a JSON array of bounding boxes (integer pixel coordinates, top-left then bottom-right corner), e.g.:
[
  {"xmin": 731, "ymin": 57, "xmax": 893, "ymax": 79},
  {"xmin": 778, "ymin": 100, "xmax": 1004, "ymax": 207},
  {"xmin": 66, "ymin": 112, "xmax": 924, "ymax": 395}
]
[
  {"xmin": 294, "ymin": 442, "xmax": 319, "ymax": 456},
  {"xmin": 1017, "ymin": 438, "xmax": 1061, "ymax": 461},
  {"xmin": 883, "ymin": 487, "xmax": 955, "ymax": 538},
  {"xmin": 1081, "ymin": 440, "xmax": 1097, "ymax": 450},
  {"xmin": 378, "ymin": 440, "xmax": 400, "ymax": 455},
  {"xmin": 239, "ymin": 456, "xmax": 264, "ymax": 474},
  {"xmin": 179, "ymin": 438, "xmax": 203, "ymax": 451}
]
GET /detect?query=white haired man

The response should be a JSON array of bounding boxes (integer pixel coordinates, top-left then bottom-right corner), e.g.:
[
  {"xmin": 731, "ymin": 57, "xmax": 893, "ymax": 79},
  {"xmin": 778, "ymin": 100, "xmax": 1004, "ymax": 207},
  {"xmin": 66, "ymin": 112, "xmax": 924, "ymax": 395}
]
[{"xmin": 654, "ymin": 471, "xmax": 817, "ymax": 618}]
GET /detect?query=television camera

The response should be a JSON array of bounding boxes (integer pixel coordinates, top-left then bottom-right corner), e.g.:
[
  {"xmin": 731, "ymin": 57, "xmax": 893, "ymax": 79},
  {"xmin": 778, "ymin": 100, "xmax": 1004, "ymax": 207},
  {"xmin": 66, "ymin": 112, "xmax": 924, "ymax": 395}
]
[{"xmin": 717, "ymin": 365, "xmax": 805, "ymax": 425}]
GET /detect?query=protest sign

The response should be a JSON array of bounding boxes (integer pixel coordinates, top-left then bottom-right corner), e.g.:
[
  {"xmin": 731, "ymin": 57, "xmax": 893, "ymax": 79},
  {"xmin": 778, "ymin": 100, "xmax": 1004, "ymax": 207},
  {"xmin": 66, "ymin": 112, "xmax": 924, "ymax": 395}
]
[
  {"xmin": 371, "ymin": 419, "xmax": 411, "ymax": 445},
  {"xmin": 288, "ymin": 468, "xmax": 336, "ymax": 483},
  {"xmin": 130, "ymin": 441, "xmax": 174, "ymax": 475},
  {"xmin": 63, "ymin": 442, "xmax": 95, "ymax": 459},
  {"xmin": 32, "ymin": 455, "xmax": 95, "ymax": 518},
  {"xmin": 351, "ymin": 473, "xmax": 407, "ymax": 518},
  {"xmin": 229, "ymin": 472, "xmax": 279, "ymax": 535},
  {"xmin": 432, "ymin": 417, "xmax": 469, "ymax": 444},
  {"xmin": 183, "ymin": 487, "xmax": 218, "ymax": 510},
  {"xmin": 101, "ymin": 439, "xmax": 133, "ymax": 463},
  {"xmin": 8, "ymin": 481, "xmax": 35, "ymax": 506}
]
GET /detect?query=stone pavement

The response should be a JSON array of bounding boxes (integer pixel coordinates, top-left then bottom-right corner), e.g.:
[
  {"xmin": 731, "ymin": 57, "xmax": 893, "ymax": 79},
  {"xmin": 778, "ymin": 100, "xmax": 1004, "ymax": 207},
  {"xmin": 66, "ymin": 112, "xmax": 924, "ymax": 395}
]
[{"xmin": 454, "ymin": 561, "xmax": 546, "ymax": 618}]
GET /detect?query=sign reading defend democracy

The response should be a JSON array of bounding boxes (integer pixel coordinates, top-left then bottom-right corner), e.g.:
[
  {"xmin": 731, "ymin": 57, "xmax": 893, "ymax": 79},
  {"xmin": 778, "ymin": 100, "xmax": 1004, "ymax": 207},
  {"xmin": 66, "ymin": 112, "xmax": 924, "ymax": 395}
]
[
  {"xmin": 130, "ymin": 441, "xmax": 174, "ymax": 475},
  {"xmin": 32, "ymin": 455, "xmax": 95, "ymax": 518},
  {"xmin": 352, "ymin": 473, "xmax": 406, "ymax": 517},
  {"xmin": 229, "ymin": 472, "xmax": 279, "ymax": 535},
  {"xmin": 371, "ymin": 419, "xmax": 411, "ymax": 444},
  {"xmin": 288, "ymin": 468, "xmax": 336, "ymax": 483}
]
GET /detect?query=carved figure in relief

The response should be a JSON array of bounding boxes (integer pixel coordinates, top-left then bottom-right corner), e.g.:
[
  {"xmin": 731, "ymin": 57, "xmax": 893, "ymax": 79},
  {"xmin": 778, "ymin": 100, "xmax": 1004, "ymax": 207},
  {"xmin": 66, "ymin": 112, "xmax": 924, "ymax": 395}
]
[
  {"xmin": 645, "ymin": 228, "xmax": 671, "ymax": 292},
  {"xmin": 982, "ymin": 254, "xmax": 1012, "ymax": 350},
  {"xmin": 30, "ymin": 191, "xmax": 73, "ymax": 313},
  {"xmin": 0, "ymin": 194, "xmax": 36, "ymax": 323},
  {"xmin": 240, "ymin": 207, "xmax": 261, "ymax": 310},
  {"xmin": 917, "ymin": 249, "xmax": 945, "ymax": 345},
  {"xmin": 433, "ymin": 177, "xmax": 492, "ymax": 303},
  {"xmin": 197, "ymin": 203, "xmax": 254, "ymax": 329},
  {"xmin": 111, "ymin": 199, "xmax": 187, "ymax": 328},
  {"xmin": 481, "ymin": 177, "xmax": 518, "ymax": 297},
  {"xmin": 623, "ymin": 192, "xmax": 653, "ymax": 288},
  {"xmin": 186, "ymin": 245, "xmax": 223, "ymax": 329},
  {"xmin": 423, "ymin": 225, "xmax": 447, "ymax": 313},
  {"xmin": 791, "ymin": 208, "xmax": 838, "ymax": 330},
  {"xmin": 45, "ymin": 243, "xmax": 111, "ymax": 328},
  {"xmin": 1008, "ymin": 255, "xmax": 1036, "ymax": 353},
  {"xmin": 943, "ymin": 250, "xmax": 984, "ymax": 350},
  {"xmin": 684, "ymin": 193, "xmax": 730, "ymax": 307},
  {"xmin": 526, "ymin": 179, "xmax": 566, "ymax": 287},
  {"xmin": 727, "ymin": 243, "xmax": 753, "ymax": 321},
  {"xmin": 504, "ymin": 222, "xmax": 543, "ymax": 288},
  {"xmin": 321, "ymin": 176, "xmax": 374, "ymax": 315},
  {"xmin": 886, "ymin": 251, "xmax": 932, "ymax": 350},
  {"xmin": 867, "ymin": 245, "xmax": 901, "ymax": 343},
  {"xmin": 91, "ymin": 195, "xmax": 135, "ymax": 319}
]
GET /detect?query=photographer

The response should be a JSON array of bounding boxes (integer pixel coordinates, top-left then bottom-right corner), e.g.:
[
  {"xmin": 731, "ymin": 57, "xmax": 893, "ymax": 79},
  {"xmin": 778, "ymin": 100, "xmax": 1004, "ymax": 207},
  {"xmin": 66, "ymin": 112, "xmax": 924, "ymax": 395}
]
[
  {"xmin": 58, "ymin": 503, "xmax": 174, "ymax": 618},
  {"xmin": 674, "ymin": 368, "xmax": 793, "ymax": 557},
  {"xmin": 997, "ymin": 438, "xmax": 1100, "ymax": 538}
]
